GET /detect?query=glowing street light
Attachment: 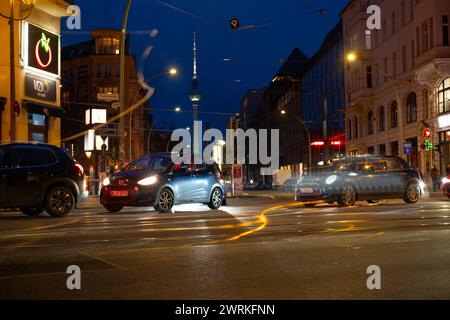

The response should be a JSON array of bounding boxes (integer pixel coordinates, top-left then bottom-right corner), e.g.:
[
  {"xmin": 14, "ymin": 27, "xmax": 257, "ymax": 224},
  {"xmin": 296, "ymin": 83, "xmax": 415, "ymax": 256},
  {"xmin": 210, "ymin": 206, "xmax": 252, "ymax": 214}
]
[
  {"xmin": 169, "ymin": 68, "xmax": 178, "ymax": 75},
  {"xmin": 174, "ymin": 107, "xmax": 181, "ymax": 112},
  {"xmin": 345, "ymin": 52, "xmax": 358, "ymax": 62}
]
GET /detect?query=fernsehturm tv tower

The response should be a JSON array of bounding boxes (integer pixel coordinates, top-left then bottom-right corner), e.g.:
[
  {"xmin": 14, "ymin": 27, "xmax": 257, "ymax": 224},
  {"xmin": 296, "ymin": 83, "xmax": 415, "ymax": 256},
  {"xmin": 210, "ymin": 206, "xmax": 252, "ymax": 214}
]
[{"xmin": 189, "ymin": 32, "xmax": 202, "ymax": 160}]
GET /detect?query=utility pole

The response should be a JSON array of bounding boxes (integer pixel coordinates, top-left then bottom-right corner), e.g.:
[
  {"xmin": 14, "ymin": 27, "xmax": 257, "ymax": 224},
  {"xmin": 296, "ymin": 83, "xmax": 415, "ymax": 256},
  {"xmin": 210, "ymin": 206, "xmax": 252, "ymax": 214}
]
[
  {"xmin": 9, "ymin": 0, "xmax": 16, "ymax": 142},
  {"xmin": 119, "ymin": 0, "xmax": 132, "ymax": 166}
]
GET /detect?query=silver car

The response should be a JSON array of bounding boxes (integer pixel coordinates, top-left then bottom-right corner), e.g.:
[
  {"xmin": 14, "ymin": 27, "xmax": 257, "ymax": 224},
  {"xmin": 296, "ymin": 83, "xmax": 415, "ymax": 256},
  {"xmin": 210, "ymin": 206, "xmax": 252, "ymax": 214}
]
[{"xmin": 100, "ymin": 153, "xmax": 226, "ymax": 213}]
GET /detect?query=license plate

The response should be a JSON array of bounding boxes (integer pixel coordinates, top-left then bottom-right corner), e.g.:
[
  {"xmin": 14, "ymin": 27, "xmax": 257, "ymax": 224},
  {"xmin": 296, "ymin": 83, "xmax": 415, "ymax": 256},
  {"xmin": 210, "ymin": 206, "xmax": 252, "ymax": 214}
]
[
  {"xmin": 300, "ymin": 188, "xmax": 314, "ymax": 194},
  {"xmin": 110, "ymin": 190, "xmax": 128, "ymax": 197}
]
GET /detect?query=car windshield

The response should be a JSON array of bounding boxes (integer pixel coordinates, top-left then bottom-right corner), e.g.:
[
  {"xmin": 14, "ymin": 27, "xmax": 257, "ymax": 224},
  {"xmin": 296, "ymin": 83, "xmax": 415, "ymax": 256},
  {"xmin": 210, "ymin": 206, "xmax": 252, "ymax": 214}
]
[{"xmin": 149, "ymin": 156, "xmax": 173, "ymax": 172}]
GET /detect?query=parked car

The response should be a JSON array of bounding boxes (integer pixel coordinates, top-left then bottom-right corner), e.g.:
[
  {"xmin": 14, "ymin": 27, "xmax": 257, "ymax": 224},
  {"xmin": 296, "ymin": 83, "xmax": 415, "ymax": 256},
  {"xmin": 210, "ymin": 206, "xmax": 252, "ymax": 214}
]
[
  {"xmin": 442, "ymin": 174, "xmax": 450, "ymax": 199},
  {"xmin": 295, "ymin": 155, "xmax": 425, "ymax": 206},
  {"xmin": 0, "ymin": 143, "xmax": 88, "ymax": 217},
  {"xmin": 100, "ymin": 153, "xmax": 226, "ymax": 213}
]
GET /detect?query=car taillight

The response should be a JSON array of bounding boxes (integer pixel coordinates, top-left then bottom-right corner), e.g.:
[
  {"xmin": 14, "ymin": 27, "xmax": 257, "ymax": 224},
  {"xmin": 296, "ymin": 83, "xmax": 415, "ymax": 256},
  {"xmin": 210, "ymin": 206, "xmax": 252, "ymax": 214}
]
[{"xmin": 74, "ymin": 163, "xmax": 84, "ymax": 176}]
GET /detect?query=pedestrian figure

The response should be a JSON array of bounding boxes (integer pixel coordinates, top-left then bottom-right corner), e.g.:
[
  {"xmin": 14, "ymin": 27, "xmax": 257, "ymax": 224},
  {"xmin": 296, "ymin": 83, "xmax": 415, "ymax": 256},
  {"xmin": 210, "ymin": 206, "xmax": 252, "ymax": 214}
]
[{"xmin": 431, "ymin": 167, "xmax": 440, "ymax": 192}]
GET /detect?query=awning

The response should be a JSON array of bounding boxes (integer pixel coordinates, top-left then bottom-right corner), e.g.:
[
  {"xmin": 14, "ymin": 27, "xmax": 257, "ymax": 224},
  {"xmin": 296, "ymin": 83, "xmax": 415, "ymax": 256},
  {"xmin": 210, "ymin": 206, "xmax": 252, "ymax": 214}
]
[
  {"xmin": 0, "ymin": 97, "xmax": 6, "ymax": 112},
  {"xmin": 22, "ymin": 100, "xmax": 65, "ymax": 117}
]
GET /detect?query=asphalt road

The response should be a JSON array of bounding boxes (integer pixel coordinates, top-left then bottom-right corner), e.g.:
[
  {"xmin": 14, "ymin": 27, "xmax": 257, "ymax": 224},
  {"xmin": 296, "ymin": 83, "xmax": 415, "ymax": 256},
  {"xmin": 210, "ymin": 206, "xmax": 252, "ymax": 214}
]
[{"xmin": 0, "ymin": 192, "xmax": 449, "ymax": 299}]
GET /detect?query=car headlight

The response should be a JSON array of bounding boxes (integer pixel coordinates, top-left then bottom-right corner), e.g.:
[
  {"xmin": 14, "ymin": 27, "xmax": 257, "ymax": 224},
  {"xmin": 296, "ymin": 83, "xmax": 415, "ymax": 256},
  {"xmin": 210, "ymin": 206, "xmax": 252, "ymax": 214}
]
[
  {"xmin": 137, "ymin": 176, "xmax": 158, "ymax": 186},
  {"xmin": 103, "ymin": 177, "xmax": 111, "ymax": 186},
  {"xmin": 325, "ymin": 175, "xmax": 337, "ymax": 185},
  {"xmin": 419, "ymin": 181, "xmax": 426, "ymax": 191},
  {"xmin": 443, "ymin": 177, "xmax": 450, "ymax": 184}
]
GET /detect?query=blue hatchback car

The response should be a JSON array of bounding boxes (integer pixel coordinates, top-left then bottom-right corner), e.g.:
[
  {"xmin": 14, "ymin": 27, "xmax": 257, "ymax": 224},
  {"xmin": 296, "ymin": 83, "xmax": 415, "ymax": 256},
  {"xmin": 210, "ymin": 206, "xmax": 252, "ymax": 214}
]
[{"xmin": 101, "ymin": 153, "xmax": 226, "ymax": 213}]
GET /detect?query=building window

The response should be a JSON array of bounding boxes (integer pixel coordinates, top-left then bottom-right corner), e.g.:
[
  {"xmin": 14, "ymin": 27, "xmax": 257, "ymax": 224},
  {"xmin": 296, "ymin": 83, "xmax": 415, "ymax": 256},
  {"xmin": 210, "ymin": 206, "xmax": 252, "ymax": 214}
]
[
  {"xmin": 423, "ymin": 89, "xmax": 429, "ymax": 119},
  {"xmin": 402, "ymin": 45, "xmax": 407, "ymax": 72},
  {"xmin": 366, "ymin": 65, "xmax": 373, "ymax": 88},
  {"xmin": 392, "ymin": 52, "xmax": 397, "ymax": 77},
  {"xmin": 379, "ymin": 106, "xmax": 385, "ymax": 132},
  {"xmin": 406, "ymin": 92, "xmax": 417, "ymax": 123},
  {"xmin": 348, "ymin": 119, "xmax": 352, "ymax": 141},
  {"xmin": 443, "ymin": 15, "xmax": 449, "ymax": 46},
  {"xmin": 421, "ymin": 21, "xmax": 429, "ymax": 53},
  {"xmin": 391, "ymin": 12, "xmax": 396, "ymax": 35},
  {"xmin": 438, "ymin": 78, "xmax": 450, "ymax": 114},
  {"xmin": 368, "ymin": 111, "xmax": 374, "ymax": 135},
  {"xmin": 354, "ymin": 117, "xmax": 358, "ymax": 139},
  {"xmin": 391, "ymin": 141, "xmax": 399, "ymax": 157},
  {"xmin": 379, "ymin": 144, "xmax": 386, "ymax": 155},
  {"xmin": 28, "ymin": 113, "xmax": 48, "ymax": 143},
  {"xmin": 368, "ymin": 146, "xmax": 375, "ymax": 155},
  {"xmin": 391, "ymin": 101, "xmax": 398, "ymax": 128}
]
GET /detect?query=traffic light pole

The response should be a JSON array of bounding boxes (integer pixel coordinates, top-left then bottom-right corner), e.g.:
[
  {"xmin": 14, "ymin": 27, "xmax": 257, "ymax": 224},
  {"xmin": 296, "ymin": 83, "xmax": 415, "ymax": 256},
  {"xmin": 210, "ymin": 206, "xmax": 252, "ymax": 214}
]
[
  {"xmin": 9, "ymin": 0, "xmax": 16, "ymax": 142},
  {"xmin": 119, "ymin": 0, "xmax": 132, "ymax": 166}
]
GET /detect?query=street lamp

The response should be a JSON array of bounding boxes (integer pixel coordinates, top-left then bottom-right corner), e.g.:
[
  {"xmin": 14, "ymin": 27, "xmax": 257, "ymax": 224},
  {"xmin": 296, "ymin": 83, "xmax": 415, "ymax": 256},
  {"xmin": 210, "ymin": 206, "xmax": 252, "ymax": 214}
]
[
  {"xmin": 174, "ymin": 106, "xmax": 181, "ymax": 112},
  {"xmin": 280, "ymin": 110, "xmax": 312, "ymax": 173},
  {"xmin": 345, "ymin": 51, "xmax": 358, "ymax": 63},
  {"xmin": 128, "ymin": 68, "xmax": 179, "ymax": 161}
]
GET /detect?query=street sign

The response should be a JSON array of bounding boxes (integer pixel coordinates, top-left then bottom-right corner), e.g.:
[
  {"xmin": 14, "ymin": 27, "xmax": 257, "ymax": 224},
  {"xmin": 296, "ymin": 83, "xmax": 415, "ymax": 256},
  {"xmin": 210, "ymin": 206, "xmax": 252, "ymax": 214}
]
[
  {"xmin": 230, "ymin": 17, "xmax": 240, "ymax": 31},
  {"xmin": 403, "ymin": 142, "xmax": 412, "ymax": 155},
  {"xmin": 422, "ymin": 128, "xmax": 432, "ymax": 139},
  {"xmin": 96, "ymin": 127, "xmax": 120, "ymax": 137},
  {"xmin": 425, "ymin": 140, "xmax": 433, "ymax": 152}
]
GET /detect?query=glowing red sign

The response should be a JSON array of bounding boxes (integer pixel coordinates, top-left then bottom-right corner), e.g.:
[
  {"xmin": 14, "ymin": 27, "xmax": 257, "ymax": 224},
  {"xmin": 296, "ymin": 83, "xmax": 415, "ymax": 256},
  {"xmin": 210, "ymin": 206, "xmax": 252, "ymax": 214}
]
[
  {"xmin": 311, "ymin": 141, "xmax": 325, "ymax": 147},
  {"xmin": 422, "ymin": 128, "xmax": 432, "ymax": 139},
  {"xmin": 35, "ymin": 33, "xmax": 53, "ymax": 69}
]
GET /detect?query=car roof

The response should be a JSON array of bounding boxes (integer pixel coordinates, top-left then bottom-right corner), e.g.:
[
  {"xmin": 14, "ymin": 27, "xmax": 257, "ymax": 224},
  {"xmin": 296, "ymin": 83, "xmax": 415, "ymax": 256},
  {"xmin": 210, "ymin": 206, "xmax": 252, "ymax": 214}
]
[
  {"xmin": 335, "ymin": 155, "xmax": 400, "ymax": 162},
  {"xmin": 0, "ymin": 142, "xmax": 61, "ymax": 150}
]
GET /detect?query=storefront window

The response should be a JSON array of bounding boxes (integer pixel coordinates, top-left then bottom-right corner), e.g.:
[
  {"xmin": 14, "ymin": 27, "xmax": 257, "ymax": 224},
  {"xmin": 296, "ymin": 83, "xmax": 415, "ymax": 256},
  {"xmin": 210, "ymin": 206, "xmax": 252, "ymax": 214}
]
[
  {"xmin": 28, "ymin": 113, "xmax": 48, "ymax": 143},
  {"xmin": 438, "ymin": 78, "xmax": 450, "ymax": 114},
  {"xmin": 439, "ymin": 130, "xmax": 450, "ymax": 175}
]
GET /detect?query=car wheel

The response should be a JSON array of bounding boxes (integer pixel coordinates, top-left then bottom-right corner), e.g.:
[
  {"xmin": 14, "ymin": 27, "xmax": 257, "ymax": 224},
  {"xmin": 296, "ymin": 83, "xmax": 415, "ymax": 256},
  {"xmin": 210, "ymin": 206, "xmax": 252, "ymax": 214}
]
[
  {"xmin": 20, "ymin": 208, "xmax": 44, "ymax": 217},
  {"xmin": 45, "ymin": 186, "xmax": 75, "ymax": 217},
  {"xmin": 338, "ymin": 185, "xmax": 357, "ymax": 207},
  {"xmin": 208, "ymin": 188, "xmax": 223, "ymax": 210},
  {"xmin": 104, "ymin": 205, "xmax": 123, "ymax": 213},
  {"xmin": 404, "ymin": 182, "xmax": 420, "ymax": 204},
  {"xmin": 155, "ymin": 188, "xmax": 174, "ymax": 213}
]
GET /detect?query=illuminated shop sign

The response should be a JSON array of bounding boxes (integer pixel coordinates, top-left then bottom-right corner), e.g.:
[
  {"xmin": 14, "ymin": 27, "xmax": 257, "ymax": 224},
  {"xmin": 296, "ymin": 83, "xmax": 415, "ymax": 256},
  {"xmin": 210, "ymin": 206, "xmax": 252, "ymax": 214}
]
[
  {"xmin": 438, "ymin": 114, "xmax": 450, "ymax": 129},
  {"xmin": 24, "ymin": 22, "xmax": 60, "ymax": 76},
  {"xmin": 25, "ymin": 73, "xmax": 56, "ymax": 102}
]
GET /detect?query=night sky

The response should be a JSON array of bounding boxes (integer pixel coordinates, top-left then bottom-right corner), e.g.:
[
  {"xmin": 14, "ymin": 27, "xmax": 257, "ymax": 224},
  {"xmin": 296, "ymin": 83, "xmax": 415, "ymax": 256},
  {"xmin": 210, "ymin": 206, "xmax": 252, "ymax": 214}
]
[{"xmin": 61, "ymin": 0, "xmax": 349, "ymax": 132}]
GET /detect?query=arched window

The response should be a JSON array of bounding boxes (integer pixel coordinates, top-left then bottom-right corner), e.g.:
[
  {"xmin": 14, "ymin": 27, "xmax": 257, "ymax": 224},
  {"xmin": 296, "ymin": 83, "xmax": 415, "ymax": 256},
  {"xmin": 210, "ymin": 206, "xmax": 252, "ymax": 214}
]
[
  {"xmin": 354, "ymin": 117, "xmax": 358, "ymax": 139},
  {"xmin": 390, "ymin": 101, "xmax": 398, "ymax": 128},
  {"xmin": 368, "ymin": 111, "xmax": 374, "ymax": 135},
  {"xmin": 438, "ymin": 78, "xmax": 450, "ymax": 114},
  {"xmin": 379, "ymin": 106, "xmax": 385, "ymax": 131},
  {"xmin": 406, "ymin": 92, "xmax": 417, "ymax": 123}
]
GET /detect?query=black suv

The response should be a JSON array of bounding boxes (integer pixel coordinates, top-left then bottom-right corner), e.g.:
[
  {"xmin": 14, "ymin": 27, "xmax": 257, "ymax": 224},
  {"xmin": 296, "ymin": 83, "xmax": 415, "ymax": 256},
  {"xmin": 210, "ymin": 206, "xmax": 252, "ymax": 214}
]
[
  {"xmin": 0, "ymin": 143, "xmax": 88, "ymax": 217},
  {"xmin": 295, "ymin": 155, "xmax": 425, "ymax": 206}
]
